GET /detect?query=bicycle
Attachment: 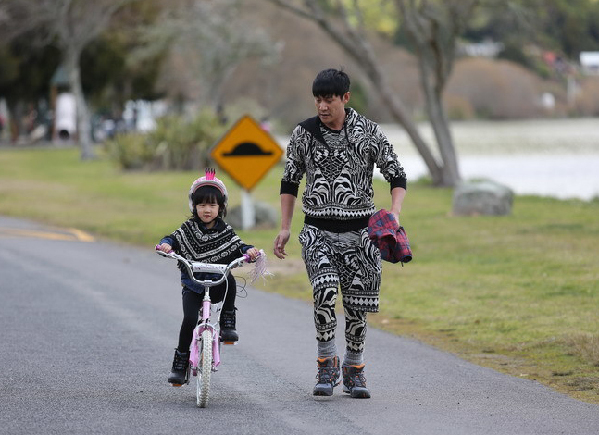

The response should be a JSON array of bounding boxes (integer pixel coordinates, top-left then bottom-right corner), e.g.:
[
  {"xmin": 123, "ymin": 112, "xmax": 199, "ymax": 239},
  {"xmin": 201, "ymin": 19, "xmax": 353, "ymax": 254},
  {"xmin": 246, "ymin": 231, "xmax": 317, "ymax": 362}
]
[{"xmin": 156, "ymin": 247, "xmax": 263, "ymax": 408}]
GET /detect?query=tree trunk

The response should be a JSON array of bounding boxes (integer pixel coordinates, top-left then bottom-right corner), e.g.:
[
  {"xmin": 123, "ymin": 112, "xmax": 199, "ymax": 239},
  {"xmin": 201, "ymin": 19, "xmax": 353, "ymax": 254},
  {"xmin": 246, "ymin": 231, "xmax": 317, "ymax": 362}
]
[
  {"xmin": 399, "ymin": 0, "xmax": 463, "ymax": 187},
  {"xmin": 428, "ymin": 94, "xmax": 460, "ymax": 186},
  {"xmin": 417, "ymin": 48, "xmax": 461, "ymax": 186},
  {"xmin": 364, "ymin": 63, "xmax": 444, "ymax": 185},
  {"xmin": 66, "ymin": 49, "xmax": 94, "ymax": 160},
  {"xmin": 6, "ymin": 100, "xmax": 23, "ymax": 144},
  {"xmin": 268, "ymin": 0, "xmax": 447, "ymax": 186}
]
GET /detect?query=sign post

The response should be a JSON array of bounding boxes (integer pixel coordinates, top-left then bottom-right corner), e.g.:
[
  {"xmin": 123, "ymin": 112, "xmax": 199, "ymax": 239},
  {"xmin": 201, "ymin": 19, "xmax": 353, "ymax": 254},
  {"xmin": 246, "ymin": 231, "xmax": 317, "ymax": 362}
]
[{"xmin": 211, "ymin": 115, "xmax": 284, "ymax": 229}]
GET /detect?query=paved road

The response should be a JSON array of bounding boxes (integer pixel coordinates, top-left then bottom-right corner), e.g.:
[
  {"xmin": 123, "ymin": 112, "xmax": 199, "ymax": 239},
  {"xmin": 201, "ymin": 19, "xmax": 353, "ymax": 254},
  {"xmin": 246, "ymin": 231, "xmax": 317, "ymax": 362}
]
[{"xmin": 1, "ymin": 216, "xmax": 598, "ymax": 435}]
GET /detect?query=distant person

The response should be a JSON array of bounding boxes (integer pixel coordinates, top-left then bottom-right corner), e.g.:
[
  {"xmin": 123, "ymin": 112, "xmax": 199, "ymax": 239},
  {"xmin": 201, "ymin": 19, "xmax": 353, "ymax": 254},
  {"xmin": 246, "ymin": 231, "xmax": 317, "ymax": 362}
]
[
  {"xmin": 216, "ymin": 104, "xmax": 228, "ymax": 125},
  {"xmin": 260, "ymin": 117, "xmax": 271, "ymax": 132},
  {"xmin": 103, "ymin": 118, "xmax": 116, "ymax": 140},
  {"xmin": 25, "ymin": 103, "xmax": 37, "ymax": 137},
  {"xmin": 131, "ymin": 107, "xmax": 138, "ymax": 131},
  {"xmin": 273, "ymin": 68, "xmax": 407, "ymax": 398},
  {"xmin": 156, "ymin": 169, "xmax": 260, "ymax": 386}
]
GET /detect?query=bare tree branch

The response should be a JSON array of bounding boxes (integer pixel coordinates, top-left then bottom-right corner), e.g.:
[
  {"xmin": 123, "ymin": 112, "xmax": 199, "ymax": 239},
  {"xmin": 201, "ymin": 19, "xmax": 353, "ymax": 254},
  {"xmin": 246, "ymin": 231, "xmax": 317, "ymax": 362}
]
[
  {"xmin": 3, "ymin": 0, "xmax": 137, "ymax": 159},
  {"xmin": 134, "ymin": 0, "xmax": 280, "ymax": 109},
  {"xmin": 268, "ymin": 0, "xmax": 444, "ymax": 184}
]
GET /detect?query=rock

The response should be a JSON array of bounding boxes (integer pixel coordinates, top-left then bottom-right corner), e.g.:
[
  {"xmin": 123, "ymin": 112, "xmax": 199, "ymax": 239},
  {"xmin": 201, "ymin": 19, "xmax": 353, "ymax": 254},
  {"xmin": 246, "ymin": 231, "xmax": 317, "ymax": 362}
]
[
  {"xmin": 453, "ymin": 180, "xmax": 514, "ymax": 216},
  {"xmin": 226, "ymin": 201, "xmax": 279, "ymax": 229}
]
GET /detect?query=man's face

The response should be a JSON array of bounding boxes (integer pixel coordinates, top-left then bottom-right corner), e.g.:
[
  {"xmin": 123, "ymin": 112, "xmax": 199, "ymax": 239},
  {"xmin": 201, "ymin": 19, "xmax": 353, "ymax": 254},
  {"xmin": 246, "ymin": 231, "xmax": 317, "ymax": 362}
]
[{"xmin": 314, "ymin": 92, "xmax": 350, "ymax": 129}]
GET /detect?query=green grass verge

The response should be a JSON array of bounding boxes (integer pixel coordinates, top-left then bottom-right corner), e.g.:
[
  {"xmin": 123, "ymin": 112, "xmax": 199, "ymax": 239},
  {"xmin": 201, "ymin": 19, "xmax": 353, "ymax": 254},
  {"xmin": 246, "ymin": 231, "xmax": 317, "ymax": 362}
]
[{"xmin": 1, "ymin": 145, "xmax": 598, "ymax": 403}]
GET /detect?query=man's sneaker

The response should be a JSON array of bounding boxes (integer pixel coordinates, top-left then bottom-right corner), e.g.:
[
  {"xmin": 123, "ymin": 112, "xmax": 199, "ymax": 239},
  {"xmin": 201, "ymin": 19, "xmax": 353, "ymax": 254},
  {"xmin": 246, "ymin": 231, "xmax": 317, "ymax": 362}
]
[
  {"xmin": 313, "ymin": 356, "xmax": 340, "ymax": 396},
  {"xmin": 168, "ymin": 349, "xmax": 189, "ymax": 386},
  {"xmin": 219, "ymin": 309, "xmax": 239, "ymax": 343},
  {"xmin": 342, "ymin": 364, "xmax": 371, "ymax": 398}
]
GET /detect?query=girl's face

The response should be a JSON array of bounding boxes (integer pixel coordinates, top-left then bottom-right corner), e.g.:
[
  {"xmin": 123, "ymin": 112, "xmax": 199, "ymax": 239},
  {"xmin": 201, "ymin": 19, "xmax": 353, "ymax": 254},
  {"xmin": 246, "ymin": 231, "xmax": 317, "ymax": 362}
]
[{"xmin": 196, "ymin": 201, "xmax": 219, "ymax": 227}]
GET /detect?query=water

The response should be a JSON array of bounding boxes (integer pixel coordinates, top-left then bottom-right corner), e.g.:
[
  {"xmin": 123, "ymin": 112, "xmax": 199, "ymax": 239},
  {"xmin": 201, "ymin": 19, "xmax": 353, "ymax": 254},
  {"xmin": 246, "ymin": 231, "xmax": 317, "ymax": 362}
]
[
  {"xmin": 276, "ymin": 118, "xmax": 599, "ymax": 200},
  {"xmin": 381, "ymin": 118, "xmax": 599, "ymax": 156},
  {"xmin": 397, "ymin": 154, "xmax": 599, "ymax": 201},
  {"xmin": 380, "ymin": 118, "xmax": 599, "ymax": 201}
]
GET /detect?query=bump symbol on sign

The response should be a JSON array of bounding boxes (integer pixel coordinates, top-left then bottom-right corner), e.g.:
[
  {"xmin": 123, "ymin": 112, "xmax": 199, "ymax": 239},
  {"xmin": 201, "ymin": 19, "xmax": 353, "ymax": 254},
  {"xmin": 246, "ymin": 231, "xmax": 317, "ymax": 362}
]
[
  {"xmin": 211, "ymin": 115, "xmax": 284, "ymax": 191},
  {"xmin": 223, "ymin": 142, "xmax": 274, "ymax": 156}
]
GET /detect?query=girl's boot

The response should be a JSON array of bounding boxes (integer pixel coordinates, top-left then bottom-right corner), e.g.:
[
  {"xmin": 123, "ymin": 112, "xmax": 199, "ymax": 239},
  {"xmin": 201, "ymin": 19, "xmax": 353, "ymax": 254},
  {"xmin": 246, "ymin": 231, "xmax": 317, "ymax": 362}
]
[
  {"xmin": 220, "ymin": 309, "xmax": 239, "ymax": 343},
  {"xmin": 168, "ymin": 348, "xmax": 189, "ymax": 386}
]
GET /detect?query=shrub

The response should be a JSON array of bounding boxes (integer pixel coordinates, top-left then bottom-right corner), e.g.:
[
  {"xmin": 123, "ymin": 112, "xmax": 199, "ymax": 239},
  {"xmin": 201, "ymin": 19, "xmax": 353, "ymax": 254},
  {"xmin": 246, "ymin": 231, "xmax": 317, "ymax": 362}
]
[
  {"xmin": 106, "ymin": 133, "xmax": 152, "ymax": 170},
  {"xmin": 448, "ymin": 58, "xmax": 544, "ymax": 119},
  {"xmin": 444, "ymin": 93, "xmax": 475, "ymax": 120},
  {"xmin": 107, "ymin": 109, "xmax": 227, "ymax": 171}
]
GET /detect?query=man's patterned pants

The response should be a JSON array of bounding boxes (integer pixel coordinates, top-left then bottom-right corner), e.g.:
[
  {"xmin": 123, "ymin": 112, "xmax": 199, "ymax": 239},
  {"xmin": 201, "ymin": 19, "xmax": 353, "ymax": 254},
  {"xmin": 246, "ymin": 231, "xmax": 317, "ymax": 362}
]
[{"xmin": 299, "ymin": 224, "xmax": 381, "ymax": 353}]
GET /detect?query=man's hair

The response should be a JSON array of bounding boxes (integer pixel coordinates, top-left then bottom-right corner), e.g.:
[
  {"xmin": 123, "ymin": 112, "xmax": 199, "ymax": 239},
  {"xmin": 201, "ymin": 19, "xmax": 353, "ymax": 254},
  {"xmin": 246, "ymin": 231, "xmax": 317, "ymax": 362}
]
[{"xmin": 312, "ymin": 68, "xmax": 350, "ymax": 97}]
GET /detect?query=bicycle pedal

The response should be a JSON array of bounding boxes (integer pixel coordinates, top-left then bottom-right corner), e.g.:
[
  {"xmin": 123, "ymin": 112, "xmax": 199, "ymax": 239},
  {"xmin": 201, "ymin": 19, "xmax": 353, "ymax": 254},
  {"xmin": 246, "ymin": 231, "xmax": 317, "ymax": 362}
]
[
  {"xmin": 222, "ymin": 341, "xmax": 238, "ymax": 345},
  {"xmin": 170, "ymin": 383, "xmax": 183, "ymax": 387}
]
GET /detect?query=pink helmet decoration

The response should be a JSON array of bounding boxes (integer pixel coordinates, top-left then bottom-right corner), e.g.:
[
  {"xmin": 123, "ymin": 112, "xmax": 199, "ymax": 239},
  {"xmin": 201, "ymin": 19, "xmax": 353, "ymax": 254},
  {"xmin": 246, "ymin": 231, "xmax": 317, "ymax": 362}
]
[{"xmin": 188, "ymin": 168, "xmax": 229, "ymax": 212}]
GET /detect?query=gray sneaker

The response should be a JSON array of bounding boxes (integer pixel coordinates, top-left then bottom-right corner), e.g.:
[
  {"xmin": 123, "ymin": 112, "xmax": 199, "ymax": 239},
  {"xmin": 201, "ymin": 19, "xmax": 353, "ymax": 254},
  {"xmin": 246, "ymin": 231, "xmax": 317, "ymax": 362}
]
[
  {"xmin": 342, "ymin": 364, "xmax": 371, "ymax": 398},
  {"xmin": 313, "ymin": 356, "xmax": 340, "ymax": 396}
]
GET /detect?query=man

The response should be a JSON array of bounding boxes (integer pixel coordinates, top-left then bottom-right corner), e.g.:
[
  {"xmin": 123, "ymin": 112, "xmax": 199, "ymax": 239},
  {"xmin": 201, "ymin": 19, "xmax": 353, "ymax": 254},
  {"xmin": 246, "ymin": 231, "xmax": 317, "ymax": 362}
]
[{"xmin": 273, "ymin": 68, "xmax": 407, "ymax": 398}]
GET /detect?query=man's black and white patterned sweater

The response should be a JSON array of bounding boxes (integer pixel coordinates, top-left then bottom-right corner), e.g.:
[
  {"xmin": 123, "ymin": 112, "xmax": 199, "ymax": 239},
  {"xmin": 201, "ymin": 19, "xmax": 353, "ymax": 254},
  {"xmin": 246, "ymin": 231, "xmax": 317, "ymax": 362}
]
[
  {"xmin": 160, "ymin": 217, "xmax": 253, "ymax": 293},
  {"xmin": 281, "ymin": 107, "xmax": 407, "ymax": 232}
]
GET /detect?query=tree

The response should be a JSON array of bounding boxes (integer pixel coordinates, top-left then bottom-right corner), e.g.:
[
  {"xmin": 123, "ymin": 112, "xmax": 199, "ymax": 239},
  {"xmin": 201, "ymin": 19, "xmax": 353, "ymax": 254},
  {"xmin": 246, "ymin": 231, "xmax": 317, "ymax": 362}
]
[
  {"xmin": 538, "ymin": 0, "xmax": 599, "ymax": 58},
  {"xmin": 267, "ymin": 0, "xmax": 493, "ymax": 187},
  {"xmin": 80, "ymin": 2, "xmax": 166, "ymax": 112},
  {"xmin": 0, "ymin": 32, "xmax": 60, "ymax": 142},
  {"xmin": 394, "ymin": 0, "xmax": 481, "ymax": 186},
  {"xmin": 133, "ymin": 0, "xmax": 280, "ymax": 112},
  {"xmin": 1, "ymin": 0, "xmax": 136, "ymax": 159}
]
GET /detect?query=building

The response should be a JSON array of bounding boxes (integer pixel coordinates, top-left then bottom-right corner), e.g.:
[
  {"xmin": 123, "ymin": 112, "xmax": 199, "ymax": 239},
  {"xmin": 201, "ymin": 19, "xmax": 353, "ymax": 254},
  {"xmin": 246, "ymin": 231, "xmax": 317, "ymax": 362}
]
[{"xmin": 580, "ymin": 52, "xmax": 599, "ymax": 75}]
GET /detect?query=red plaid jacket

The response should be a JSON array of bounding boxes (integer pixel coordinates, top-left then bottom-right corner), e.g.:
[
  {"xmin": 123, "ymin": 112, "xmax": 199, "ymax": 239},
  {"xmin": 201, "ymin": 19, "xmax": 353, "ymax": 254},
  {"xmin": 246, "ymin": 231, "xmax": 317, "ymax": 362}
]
[{"xmin": 367, "ymin": 209, "xmax": 412, "ymax": 264}]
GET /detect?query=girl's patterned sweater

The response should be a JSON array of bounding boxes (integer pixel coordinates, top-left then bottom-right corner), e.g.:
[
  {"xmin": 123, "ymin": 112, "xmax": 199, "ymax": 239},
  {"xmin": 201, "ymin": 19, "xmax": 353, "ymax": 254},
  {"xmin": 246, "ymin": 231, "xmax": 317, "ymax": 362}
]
[{"xmin": 160, "ymin": 217, "xmax": 252, "ymax": 292}]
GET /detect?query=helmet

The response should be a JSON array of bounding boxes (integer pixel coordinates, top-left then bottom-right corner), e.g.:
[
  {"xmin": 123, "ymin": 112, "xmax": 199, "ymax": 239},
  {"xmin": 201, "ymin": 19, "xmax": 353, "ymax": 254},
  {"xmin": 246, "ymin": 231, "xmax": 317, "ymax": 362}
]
[{"xmin": 188, "ymin": 168, "xmax": 229, "ymax": 213}]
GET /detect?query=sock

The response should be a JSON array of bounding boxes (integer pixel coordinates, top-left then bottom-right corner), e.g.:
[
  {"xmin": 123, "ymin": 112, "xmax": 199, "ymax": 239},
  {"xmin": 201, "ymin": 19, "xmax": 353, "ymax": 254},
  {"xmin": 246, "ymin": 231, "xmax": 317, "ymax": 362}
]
[
  {"xmin": 343, "ymin": 350, "xmax": 363, "ymax": 366},
  {"xmin": 317, "ymin": 340, "xmax": 337, "ymax": 359}
]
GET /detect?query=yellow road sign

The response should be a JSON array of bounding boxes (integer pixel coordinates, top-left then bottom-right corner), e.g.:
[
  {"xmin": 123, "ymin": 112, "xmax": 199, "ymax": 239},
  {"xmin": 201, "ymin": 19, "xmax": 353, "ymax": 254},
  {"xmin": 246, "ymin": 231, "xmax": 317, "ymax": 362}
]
[{"xmin": 211, "ymin": 115, "xmax": 283, "ymax": 191}]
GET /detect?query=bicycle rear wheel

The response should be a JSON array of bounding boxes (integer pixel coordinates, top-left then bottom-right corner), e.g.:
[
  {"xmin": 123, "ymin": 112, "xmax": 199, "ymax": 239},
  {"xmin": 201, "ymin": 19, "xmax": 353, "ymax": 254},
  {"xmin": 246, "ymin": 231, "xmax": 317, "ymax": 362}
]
[{"xmin": 196, "ymin": 329, "xmax": 213, "ymax": 408}]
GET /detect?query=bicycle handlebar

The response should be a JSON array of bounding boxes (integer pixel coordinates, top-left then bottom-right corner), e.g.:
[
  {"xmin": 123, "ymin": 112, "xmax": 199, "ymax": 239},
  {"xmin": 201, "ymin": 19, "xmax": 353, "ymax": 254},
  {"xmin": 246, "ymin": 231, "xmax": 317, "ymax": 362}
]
[{"xmin": 155, "ymin": 246, "xmax": 254, "ymax": 287}]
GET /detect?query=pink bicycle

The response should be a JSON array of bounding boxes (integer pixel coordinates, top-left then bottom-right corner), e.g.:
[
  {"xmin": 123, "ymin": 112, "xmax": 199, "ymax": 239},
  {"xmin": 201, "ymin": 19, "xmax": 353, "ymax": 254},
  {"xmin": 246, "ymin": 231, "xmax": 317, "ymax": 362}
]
[{"xmin": 156, "ymin": 247, "xmax": 265, "ymax": 407}]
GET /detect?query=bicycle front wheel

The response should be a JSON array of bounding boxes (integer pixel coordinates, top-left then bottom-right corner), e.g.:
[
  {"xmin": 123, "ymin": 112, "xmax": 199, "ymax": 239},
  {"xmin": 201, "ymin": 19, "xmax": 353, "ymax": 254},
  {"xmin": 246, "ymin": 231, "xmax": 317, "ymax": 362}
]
[{"xmin": 196, "ymin": 329, "xmax": 213, "ymax": 408}]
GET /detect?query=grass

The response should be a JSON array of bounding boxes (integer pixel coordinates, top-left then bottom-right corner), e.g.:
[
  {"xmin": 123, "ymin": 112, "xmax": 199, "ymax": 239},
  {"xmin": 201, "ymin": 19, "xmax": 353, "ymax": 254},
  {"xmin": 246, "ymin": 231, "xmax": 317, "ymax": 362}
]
[{"xmin": 1, "ymin": 145, "xmax": 598, "ymax": 404}]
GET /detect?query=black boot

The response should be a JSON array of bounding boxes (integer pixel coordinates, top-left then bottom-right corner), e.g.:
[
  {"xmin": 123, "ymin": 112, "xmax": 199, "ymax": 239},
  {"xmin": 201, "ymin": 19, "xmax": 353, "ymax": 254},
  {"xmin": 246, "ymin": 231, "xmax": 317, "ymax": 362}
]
[
  {"xmin": 220, "ymin": 309, "xmax": 239, "ymax": 343},
  {"xmin": 313, "ymin": 356, "xmax": 340, "ymax": 396},
  {"xmin": 342, "ymin": 364, "xmax": 371, "ymax": 398},
  {"xmin": 168, "ymin": 348, "xmax": 189, "ymax": 386}
]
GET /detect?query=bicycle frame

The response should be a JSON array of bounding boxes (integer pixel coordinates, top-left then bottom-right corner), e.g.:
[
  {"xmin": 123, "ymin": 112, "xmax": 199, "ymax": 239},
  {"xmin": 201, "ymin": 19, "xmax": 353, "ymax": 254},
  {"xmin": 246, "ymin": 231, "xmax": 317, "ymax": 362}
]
[
  {"xmin": 157, "ymin": 244, "xmax": 265, "ymax": 407},
  {"xmin": 191, "ymin": 288, "xmax": 223, "ymax": 372},
  {"xmin": 156, "ymin": 248, "xmax": 251, "ymax": 372}
]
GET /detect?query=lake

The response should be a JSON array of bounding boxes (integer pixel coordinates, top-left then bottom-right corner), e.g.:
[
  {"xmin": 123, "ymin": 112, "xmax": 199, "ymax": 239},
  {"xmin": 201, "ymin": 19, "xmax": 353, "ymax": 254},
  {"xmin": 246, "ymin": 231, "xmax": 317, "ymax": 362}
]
[
  {"xmin": 276, "ymin": 118, "xmax": 599, "ymax": 200},
  {"xmin": 378, "ymin": 118, "xmax": 599, "ymax": 201}
]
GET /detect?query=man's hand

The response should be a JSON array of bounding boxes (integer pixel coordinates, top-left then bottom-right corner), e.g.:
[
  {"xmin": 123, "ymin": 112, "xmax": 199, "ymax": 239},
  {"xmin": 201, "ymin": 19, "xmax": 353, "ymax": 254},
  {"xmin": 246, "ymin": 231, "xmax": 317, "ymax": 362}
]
[
  {"xmin": 273, "ymin": 229, "xmax": 291, "ymax": 259},
  {"xmin": 391, "ymin": 210, "xmax": 400, "ymax": 226}
]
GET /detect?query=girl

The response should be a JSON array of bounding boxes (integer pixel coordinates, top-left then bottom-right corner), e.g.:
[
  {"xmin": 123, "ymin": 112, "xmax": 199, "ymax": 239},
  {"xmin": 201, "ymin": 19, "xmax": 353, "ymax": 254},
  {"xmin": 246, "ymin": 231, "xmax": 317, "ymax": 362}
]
[{"xmin": 157, "ymin": 168, "xmax": 259, "ymax": 386}]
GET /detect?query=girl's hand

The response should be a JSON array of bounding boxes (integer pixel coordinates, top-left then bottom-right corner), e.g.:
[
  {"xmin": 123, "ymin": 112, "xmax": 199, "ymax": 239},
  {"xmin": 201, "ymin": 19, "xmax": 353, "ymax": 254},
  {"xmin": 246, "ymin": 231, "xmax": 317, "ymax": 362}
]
[
  {"xmin": 246, "ymin": 247, "xmax": 259, "ymax": 261},
  {"xmin": 157, "ymin": 243, "xmax": 173, "ymax": 253}
]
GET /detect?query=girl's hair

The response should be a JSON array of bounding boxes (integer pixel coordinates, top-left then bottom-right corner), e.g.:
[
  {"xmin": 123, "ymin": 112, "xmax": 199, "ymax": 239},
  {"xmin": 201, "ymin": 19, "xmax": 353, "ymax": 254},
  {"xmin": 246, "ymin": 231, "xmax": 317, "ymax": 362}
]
[{"xmin": 191, "ymin": 185, "xmax": 227, "ymax": 218}]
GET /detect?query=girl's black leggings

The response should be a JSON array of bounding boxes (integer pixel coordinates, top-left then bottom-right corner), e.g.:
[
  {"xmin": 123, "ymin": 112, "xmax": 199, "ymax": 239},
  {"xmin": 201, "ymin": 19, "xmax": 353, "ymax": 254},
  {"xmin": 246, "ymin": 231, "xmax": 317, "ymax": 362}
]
[{"xmin": 177, "ymin": 274, "xmax": 236, "ymax": 351}]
